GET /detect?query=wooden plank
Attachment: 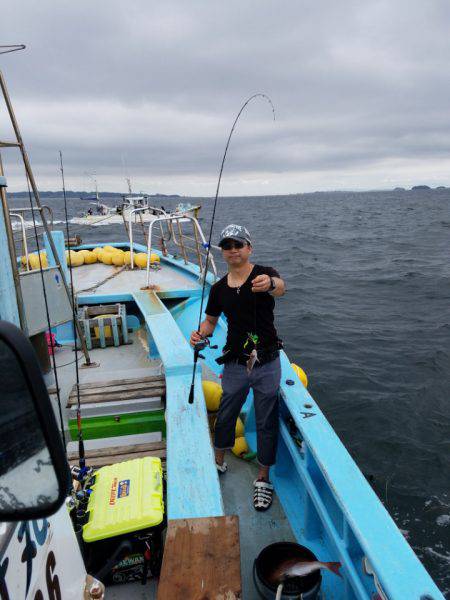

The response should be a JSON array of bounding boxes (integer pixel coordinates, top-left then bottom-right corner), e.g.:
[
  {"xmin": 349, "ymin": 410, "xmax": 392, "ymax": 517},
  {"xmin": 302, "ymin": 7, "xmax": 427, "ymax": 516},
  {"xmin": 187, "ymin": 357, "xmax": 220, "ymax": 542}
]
[
  {"xmin": 66, "ymin": 440, "xmax": 166, "ymax": 461},
  {"xmin": 74, "ymin": 374, "xmax": 165, "ymax": 391},
  {"xmin": 67, "ymin": 387, "xmax": 165, "ymax": 407},
  {"xmin": 70, "ymin": 379, "xmax": 165, "ymax": 396},
  {"xmin": 68, "ymin": 449, "xmax": 166, "ymax": 468},
  {"xmin": 157, "ymin": 516, "xmax": 241, "ymax": 600},
  {"xmin": 85, "ymin": 304, "xmax": 119, "ymax": 316}
]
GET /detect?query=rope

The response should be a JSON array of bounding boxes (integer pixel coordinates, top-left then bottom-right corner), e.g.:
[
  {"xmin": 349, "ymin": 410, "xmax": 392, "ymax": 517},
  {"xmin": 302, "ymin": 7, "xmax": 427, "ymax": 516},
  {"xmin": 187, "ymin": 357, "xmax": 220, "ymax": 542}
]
[{"xmin": 77, "ymin": 265, "xmax": 126, "ymax": 294}]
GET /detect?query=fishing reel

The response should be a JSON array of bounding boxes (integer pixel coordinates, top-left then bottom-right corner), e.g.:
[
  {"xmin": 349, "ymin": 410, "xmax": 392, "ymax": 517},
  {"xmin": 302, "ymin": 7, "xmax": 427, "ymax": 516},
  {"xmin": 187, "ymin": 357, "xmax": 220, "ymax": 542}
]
[
  {"xmin": 193, "ymin": 335, "xmax": 218, "ymax": 360},
  {"xmin": 71, "ymin": 464, "xmax": 94, "ymax": 483},
  {"xmin": 188, "ymin": 335, "xmax": 218, "ymax": 404}
]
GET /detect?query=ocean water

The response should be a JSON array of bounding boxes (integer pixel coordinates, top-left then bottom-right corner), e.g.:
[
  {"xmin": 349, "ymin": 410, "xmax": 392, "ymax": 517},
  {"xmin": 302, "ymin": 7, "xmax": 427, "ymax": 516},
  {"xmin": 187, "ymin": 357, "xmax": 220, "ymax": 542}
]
[{"xmin": 9, "ymin": 189, "xmax": 450, "ymax": 595}]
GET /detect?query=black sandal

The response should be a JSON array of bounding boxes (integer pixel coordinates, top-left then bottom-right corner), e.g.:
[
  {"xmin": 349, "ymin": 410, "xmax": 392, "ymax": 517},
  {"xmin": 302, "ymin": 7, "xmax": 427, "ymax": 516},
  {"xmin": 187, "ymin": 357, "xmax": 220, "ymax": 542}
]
[{"xmin": 253, "ymin": 478, "xmax": 273, "ymax": 511}]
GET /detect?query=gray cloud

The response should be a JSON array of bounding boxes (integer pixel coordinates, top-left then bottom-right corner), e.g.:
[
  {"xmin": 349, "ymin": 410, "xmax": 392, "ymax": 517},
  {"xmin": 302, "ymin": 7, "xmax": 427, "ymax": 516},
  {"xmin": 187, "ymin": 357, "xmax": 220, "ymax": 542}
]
[{"xmin": 2, "ymin": 1, "xmax": 450, "ymax": 194}]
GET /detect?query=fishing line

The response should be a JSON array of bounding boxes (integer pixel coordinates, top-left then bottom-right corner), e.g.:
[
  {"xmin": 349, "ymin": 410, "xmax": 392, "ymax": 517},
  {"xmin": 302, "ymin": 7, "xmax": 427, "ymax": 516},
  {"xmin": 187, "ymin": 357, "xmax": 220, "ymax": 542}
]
[
  {"xmin": 59, "ymin": 150, "xmax": 86, "ymax": 474},
  {"xmin": 0, "ymin": 45, "xmax": 25, "ymax": 55},
  {"xmin": 25, "ymin": 173, "xmax": 66, "ymax": 447},
  {"xmin": 188, "ymin": 93, "xmax": 276, "ymax": 404},
  {"xmin": 56, "ymin": 355, "xmax": 84, "ymax": 368}
]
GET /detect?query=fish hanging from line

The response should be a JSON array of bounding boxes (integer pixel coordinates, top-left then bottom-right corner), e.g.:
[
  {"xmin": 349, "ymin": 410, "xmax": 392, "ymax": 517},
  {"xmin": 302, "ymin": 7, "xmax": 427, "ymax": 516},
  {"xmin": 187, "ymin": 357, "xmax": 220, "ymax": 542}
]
[{"xmin": 246, "ymin": 348, "xmax": 259, "ymax": 373}]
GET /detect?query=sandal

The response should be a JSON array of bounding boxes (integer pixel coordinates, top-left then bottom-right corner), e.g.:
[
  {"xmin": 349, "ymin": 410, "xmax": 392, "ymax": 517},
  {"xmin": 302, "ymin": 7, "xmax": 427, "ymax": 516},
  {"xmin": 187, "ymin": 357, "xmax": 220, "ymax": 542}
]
[
  {"xmin": 216, "ymin": 461, "xmax": 227, "ymax": 474},
  {"xmin": 253, "ymin": 478, "xmax": 273, "ymax": 511}
]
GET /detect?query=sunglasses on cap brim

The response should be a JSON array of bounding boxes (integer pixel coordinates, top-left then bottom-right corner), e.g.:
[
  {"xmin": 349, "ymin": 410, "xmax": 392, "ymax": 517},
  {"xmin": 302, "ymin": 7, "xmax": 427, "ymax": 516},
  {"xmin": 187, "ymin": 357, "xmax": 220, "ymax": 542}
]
[{"xmin": 220, "ymin": 240, "xmax": 246, "ymax": 250}]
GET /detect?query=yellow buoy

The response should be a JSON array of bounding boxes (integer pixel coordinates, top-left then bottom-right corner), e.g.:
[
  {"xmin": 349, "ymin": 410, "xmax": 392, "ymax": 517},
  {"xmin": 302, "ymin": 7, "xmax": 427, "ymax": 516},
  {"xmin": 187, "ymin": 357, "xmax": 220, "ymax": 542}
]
[
  {"xmin": 291, "ymin": 363, "xmax": 308, "ymax": 388},
  {"xmin": 235, "ymin": 417, "xmax": 245, "ymax": 438},
  {"xmin": 83, "ymin": 251, "xmax": 98, "ymax": 264},
  {"xmin": 112, "ymin": 253, "xmax": 125, "ymax": 266},
  {"xmin": 124, "ymin": 251, "xmax": 132, "ymax": 265},
  {"xmin": 92, "ymin": 247, "xmax": 103, "ymax": 257},
  {"xmin": 232, "ymin": 436, "xmax": 249, "ymax": 458},
  {"xmin": 100, "ymin": 251, "xmax": 113, "ymax": 265},
  {"xmin": 20, "ymin": 255, "xmax": 28, "ymax": 266},
  {"xmin": 78, "ymin": 249, "xmax": 91, "ymax": 260},
  {"xmin": 66, "ymin": 250, "xmax": 84, "ymax": 267},
  {"xmin": 202, "ymin": 380, "xmax": 222, "ymax": 412},
  {"xmin": 134, "ymin": 253, "xmax": 149, "ymax": 269},
  {"xmin": 103, "ymin": 245, "xmax": 116, "ymax": 252},
  {"xmin": 150, "ymin": 252, "xmax": 160, "ymax": 263},
  {"xmin": 29, "ymin": 253, "xmax": 48, "ymax": 270}
]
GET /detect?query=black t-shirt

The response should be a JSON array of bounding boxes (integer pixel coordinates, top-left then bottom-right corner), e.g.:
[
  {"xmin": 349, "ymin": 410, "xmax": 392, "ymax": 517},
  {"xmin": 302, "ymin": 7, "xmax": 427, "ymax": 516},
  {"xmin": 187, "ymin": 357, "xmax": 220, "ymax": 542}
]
[{"xmin": 205, "ymin": 264, "xmax": 280, "ymax": 354}]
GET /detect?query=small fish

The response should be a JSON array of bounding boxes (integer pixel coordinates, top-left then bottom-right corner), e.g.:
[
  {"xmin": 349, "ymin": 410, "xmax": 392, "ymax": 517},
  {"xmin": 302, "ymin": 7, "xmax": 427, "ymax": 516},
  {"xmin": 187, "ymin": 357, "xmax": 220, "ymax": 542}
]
[
  {"xmin": 268, "ymin": 558, "xmax": 342, "ymax": 584},
  {"xmin": 246, "ymin": 348, "xmax": 259, "ymax": 373}
]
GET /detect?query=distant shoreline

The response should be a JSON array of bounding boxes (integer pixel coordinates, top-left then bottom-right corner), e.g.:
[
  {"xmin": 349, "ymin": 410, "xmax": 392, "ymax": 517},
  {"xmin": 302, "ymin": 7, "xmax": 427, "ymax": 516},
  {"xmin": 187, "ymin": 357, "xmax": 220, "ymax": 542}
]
[
  {"xmin": 6, "ymin": 191, "xmax": 182, "ymax": 199},
  {"xmin": 6, "ymin": 186, "xmax": 449, "ymax": 200}
]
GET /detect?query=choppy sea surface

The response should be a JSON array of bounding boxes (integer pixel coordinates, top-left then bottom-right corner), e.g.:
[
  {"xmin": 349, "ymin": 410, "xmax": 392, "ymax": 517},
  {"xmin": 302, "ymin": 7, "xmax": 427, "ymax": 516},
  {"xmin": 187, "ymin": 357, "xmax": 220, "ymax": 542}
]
[{"xmin": 10, "ymin": 189, "xmax": 450, "ymax": 595}]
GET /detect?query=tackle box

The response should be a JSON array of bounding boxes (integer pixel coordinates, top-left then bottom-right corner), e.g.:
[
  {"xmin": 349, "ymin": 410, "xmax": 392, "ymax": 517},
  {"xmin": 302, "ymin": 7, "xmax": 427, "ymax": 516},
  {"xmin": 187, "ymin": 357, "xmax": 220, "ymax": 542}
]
[{"xmin": 81, "ymin": 456, "xmax": 165, "ymax": 584}]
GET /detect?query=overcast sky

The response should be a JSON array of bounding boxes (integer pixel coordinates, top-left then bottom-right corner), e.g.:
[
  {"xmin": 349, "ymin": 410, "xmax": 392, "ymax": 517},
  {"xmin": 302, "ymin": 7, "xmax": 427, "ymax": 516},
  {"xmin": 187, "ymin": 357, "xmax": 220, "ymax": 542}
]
[{"xmin": 2, "ymin": 1, "xmax": 450, "ymax": 195}]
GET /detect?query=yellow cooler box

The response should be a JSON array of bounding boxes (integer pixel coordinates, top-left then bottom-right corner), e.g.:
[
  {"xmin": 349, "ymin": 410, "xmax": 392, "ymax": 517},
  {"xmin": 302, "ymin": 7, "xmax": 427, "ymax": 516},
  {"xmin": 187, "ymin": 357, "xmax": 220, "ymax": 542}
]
[{"xmin": 81, "ymin": 456, "xmax": 165, "ymax": 584}]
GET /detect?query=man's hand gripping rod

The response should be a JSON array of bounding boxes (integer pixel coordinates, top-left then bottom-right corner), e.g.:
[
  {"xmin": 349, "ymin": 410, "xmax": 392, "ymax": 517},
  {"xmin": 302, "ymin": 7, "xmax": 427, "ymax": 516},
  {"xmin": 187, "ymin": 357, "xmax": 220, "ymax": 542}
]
[{"xmin": 188, "ymin": 335, "xmax": 218, "ymax": 404}]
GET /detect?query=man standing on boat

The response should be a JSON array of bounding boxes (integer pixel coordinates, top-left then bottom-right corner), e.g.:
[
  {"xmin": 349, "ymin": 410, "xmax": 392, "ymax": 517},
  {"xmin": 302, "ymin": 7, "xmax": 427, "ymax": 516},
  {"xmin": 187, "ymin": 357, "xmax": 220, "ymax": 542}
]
[{"xmin": 190, "ymin": 224, "xmax": 285, "ymax": 511}]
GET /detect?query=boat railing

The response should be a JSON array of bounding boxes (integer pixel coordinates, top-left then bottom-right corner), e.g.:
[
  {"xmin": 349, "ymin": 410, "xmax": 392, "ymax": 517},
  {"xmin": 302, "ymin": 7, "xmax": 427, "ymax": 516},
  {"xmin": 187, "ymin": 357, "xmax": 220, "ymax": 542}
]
[
  {"xmin": 147, "ymin": 214, "xmax": 217, "ymax": 287},
  {"xmin": 127, "ymin": 211, "xmax": 217, "ymax": 285},
  {"xmin": 9, "ymin": 206, "xmax": 53, "ymax": 260},
  {"xmin": 155, "ymin": 212, "xmax": 221, "ymax": 271},
  {"xmin": 9, "ymin": 212, "xmax": 30, "ymax": 270},
  {"xmin": 9, "ymin": 204, "xmax": 54, "ymax": 238}
]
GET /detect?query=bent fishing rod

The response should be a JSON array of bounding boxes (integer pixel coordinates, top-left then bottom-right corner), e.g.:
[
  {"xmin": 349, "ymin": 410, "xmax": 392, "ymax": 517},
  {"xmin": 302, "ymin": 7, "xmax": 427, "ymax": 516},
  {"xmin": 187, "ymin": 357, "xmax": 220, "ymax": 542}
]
[{"xmin": 188, "ymin": 93, "xmax": 275, "ymax": 404}]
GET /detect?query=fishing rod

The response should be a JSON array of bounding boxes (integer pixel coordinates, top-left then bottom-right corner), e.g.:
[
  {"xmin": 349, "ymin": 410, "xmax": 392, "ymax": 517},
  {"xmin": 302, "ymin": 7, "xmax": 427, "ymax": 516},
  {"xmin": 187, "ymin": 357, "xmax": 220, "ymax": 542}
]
[
  {"xmin": 59, "ymin": 151, "xmax": 87, "ymax": 478},
  {"xmin": 23, "ymin": 174, "xmax": 67, "ymax": 447},
  {"xmin": 188, "ymin": 93, "xmax": 275, "ymax": 404}
]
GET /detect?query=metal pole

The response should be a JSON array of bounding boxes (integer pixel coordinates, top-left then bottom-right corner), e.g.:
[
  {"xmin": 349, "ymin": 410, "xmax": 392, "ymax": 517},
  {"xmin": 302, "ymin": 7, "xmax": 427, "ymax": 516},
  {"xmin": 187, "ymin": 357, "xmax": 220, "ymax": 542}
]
[
  {"xmin": 0, "ymin": 153, "xmax": 27, "ymax": 331},
  {"xmin": 0, "ymin": 69, "xmax": 91, "ymax": 364}
]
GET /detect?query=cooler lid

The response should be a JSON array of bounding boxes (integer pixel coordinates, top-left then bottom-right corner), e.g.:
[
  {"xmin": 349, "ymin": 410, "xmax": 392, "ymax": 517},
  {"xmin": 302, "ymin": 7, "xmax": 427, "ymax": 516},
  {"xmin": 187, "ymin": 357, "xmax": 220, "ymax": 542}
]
[{"xmin": 82, "ymin": 456, "xmax": 164, "ymax": 543}]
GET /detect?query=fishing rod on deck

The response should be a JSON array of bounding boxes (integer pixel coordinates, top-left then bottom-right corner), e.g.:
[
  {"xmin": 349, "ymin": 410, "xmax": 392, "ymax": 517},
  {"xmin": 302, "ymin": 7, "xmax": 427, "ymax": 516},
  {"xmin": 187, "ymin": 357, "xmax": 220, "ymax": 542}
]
[
  {"xmin": 59, "ymin": 151, "xmax": 90, "ymax": 480},
  {"xmin": 188, "ymin": 93, "xmax": 276, "ymax": 404}
]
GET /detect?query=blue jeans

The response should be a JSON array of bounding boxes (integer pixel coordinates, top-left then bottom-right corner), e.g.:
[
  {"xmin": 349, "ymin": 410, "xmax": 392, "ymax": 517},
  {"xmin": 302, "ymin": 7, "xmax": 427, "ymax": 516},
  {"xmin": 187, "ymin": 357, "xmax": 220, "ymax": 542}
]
[{"xmin": 214, "ymin": 357, "xmax": 281, "ymax": 467}]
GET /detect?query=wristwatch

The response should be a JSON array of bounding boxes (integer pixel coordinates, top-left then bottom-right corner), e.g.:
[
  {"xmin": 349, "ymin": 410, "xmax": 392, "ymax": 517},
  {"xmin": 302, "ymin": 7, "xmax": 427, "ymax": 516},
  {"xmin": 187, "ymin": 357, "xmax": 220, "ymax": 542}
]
[{"xmin": 269, "ymin": 277, "xmax": 276, "ymax": 291}]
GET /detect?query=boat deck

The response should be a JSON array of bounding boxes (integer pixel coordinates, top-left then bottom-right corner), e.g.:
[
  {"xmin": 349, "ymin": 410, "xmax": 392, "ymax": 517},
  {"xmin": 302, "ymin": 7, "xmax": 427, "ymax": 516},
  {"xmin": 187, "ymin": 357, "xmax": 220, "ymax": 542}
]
[
  {"xmin": 46, "ymin": 327, "xmax": 163, "ymax": 428},
  {"xmin": 221, "ymin": 454, "xmax": 296, "ymax": 600},
  {"xmin": 100, "ymin": 454, "xmax": 295, "ymax": 600},
  {"xmin": 71, "ymin": 261, "xmax": 201, "ymax": 298}
]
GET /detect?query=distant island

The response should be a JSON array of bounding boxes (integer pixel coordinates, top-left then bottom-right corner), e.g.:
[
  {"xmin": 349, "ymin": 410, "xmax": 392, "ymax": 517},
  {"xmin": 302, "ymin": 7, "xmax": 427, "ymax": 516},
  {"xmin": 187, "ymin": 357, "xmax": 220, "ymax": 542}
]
[{"xmin": 411, "ymin": 185, "xmax": 431, "ymax": 190}]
